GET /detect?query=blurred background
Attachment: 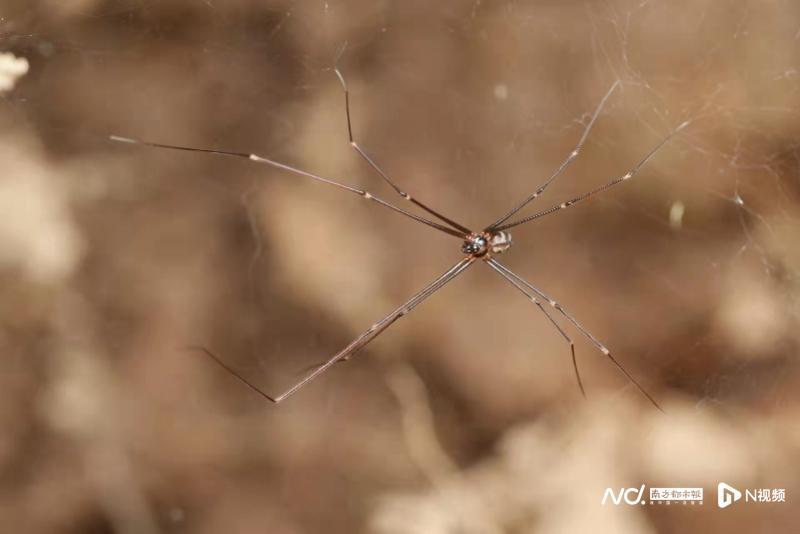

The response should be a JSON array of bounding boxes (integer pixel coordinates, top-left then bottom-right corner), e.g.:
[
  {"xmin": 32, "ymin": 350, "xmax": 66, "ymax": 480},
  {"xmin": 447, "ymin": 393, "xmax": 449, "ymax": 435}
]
[{"xmin": 1, "ymin": 0, "xmax": 799, "ymax": 532}]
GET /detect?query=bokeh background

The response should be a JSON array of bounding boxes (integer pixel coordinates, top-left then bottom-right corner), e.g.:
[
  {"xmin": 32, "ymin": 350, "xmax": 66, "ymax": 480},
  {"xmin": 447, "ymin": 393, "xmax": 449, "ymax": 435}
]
[{"xmin": 1, "ymin": 0, "xmax": 799, "ymax": 532}]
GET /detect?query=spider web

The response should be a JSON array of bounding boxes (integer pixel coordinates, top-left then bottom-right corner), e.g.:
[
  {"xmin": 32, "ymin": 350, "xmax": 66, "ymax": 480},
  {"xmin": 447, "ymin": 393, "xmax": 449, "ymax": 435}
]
[{"xmin": 0, "ymin": 1, "xmax": 798, "ymax": 533}]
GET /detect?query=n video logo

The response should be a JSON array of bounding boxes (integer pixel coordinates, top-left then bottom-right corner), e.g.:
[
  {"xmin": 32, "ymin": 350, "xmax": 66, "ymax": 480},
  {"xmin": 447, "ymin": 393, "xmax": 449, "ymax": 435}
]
[{"xmin": 717, "ymin": 482, "xmax": 742, "ymax": 509}]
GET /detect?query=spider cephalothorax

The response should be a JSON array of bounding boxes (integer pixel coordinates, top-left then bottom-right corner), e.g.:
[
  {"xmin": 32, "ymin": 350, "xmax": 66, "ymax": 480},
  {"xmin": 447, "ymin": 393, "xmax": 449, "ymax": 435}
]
[{"xmin": 461, "ymin": 231, "xmax": 513, "ymax": 258}]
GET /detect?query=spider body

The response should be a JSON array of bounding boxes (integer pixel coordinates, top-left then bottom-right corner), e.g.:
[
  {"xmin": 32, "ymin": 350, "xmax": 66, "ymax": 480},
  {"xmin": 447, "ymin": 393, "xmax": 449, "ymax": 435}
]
[{"xmin": 461, "ymin": 231, "xmax": 513, "ymax": 258}]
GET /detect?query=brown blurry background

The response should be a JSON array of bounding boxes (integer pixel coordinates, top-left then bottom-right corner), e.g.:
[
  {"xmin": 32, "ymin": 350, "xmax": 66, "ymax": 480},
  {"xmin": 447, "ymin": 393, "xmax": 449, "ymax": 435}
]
[{"xmin": 1, "ymin": 0, "xmax": 799, "ymax": 532}]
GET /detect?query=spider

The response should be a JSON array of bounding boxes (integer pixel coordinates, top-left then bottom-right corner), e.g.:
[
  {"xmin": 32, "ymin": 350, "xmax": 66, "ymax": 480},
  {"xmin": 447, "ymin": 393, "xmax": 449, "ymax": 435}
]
[{"xmin": 111, "ymin": 66, "xmax": 688, "ymax": 410}]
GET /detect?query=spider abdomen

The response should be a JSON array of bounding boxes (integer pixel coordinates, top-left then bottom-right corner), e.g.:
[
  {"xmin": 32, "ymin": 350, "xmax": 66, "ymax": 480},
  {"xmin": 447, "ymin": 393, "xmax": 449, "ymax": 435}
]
[{"xmin": 489, "ymin": 231, "xmax": 513, "ymax": 255}]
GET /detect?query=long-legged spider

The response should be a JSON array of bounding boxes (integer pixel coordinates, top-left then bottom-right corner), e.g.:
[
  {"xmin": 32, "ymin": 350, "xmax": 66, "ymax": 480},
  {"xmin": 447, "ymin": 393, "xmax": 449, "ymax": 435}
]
[{"xmin": 111, "ymin": 66, "xmax": 688, "ymax": 410}]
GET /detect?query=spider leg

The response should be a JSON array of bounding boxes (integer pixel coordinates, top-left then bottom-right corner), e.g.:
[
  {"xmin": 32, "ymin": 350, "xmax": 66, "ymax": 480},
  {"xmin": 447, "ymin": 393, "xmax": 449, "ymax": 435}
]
[
  {"xmin": 193, "ymin": 257, "xmax": 475, "ymax": 404},
  {"xmin": 487, "ymin": 259, "xmax": 662, "ymax": 411},
  {"xmin": 109, "ymin": 135, "xmax": 466, "ymax": 239},
  {"xmin": 489, "ymin": 262, "xmax": 586, "ymax": 398},
  {"xmin": 487, "ymin": 81, "xmax": 620, "ymax": 231},
  {"xmin": 333, "ymin": 67, "xmax": 472, "ymax": 236},
  {"xmin": 493, "ymin": 120, "xmax": 689, "ymax": 232}
]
